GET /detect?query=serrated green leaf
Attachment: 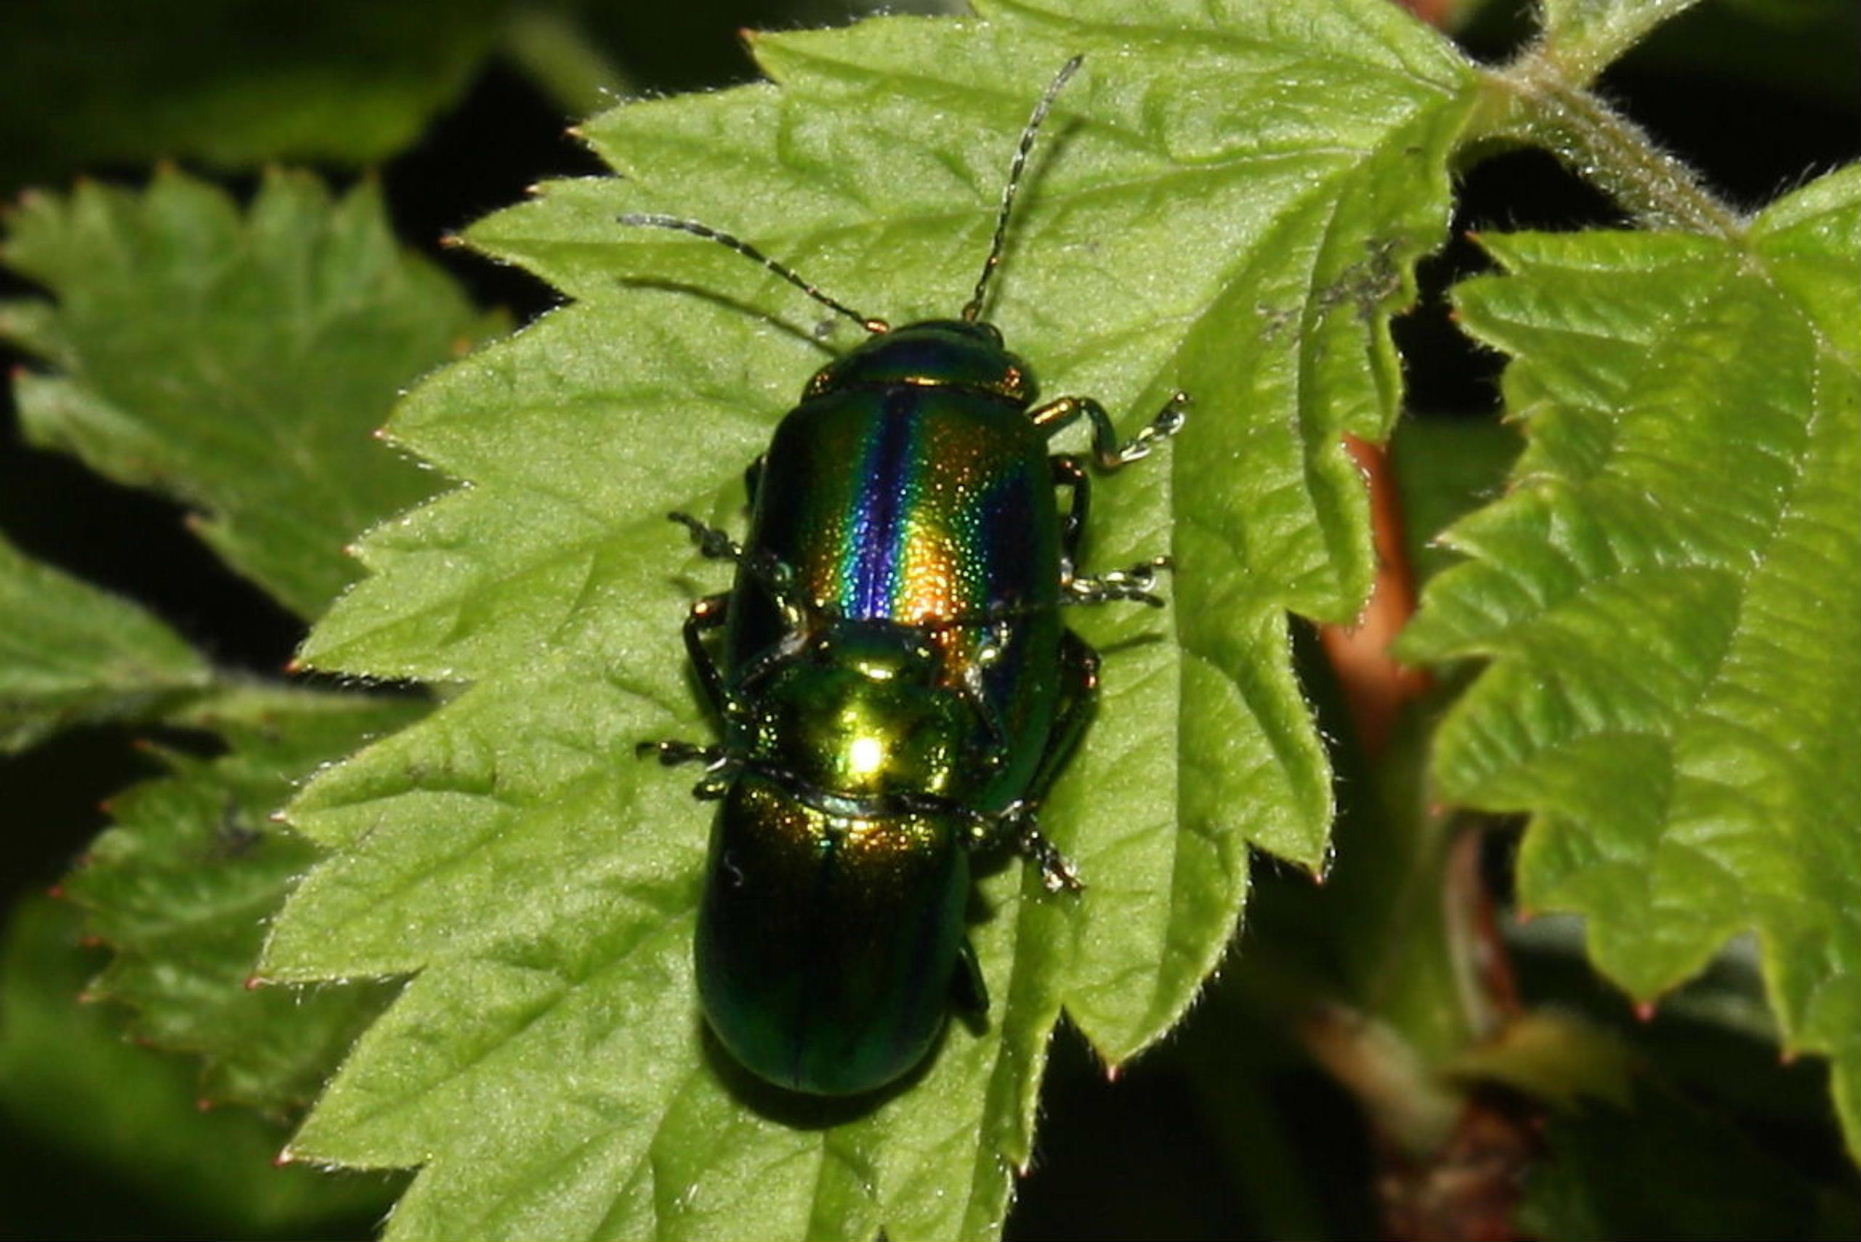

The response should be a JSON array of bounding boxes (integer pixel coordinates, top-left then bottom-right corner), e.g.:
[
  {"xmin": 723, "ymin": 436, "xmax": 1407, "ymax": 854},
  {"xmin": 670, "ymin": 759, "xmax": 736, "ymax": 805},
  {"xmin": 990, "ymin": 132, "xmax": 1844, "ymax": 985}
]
[
  {"xmin": 0, "ymin": 168, "xmax": 488, "ymax": 618},
  {"xmin": 0, "ymin": 532, "xmax": 212, "ymax": 752},
  {"xmin": 62, "ymin": 685, "xmax": 424, "ymax": 1115},
  {"xmin": 0, "ymin": 0, "xmax": 506, "ymax": 189},
  {"xmin": 268, "ymin": 5, "xmax": 1484, "ymax": 1238},
  {"xmin": 1402, "ymin": 165, "xmax": 1861, "ymax": 1154},
  {"xmin": 0, "ymin": 897, "xmax": 398, "ymax": 1236}
]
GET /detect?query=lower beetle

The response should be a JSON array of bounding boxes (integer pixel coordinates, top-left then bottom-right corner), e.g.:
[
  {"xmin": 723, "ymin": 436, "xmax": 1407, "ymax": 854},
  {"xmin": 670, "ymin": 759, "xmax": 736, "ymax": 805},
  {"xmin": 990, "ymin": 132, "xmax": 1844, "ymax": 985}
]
[{"xmin": 634, "ymin": 57, "xmax": 1186, "ymax": 1095}]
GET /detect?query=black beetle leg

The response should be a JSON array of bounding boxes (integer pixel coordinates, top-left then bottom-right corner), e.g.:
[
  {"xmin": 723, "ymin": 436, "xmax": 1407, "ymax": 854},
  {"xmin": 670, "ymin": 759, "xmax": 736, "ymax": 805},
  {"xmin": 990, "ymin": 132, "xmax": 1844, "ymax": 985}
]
[
  {"xmin": 633, "ymin": 739, "xmax": 736, "ymax": 800},
  {"xmin": 668, "ymin": 510, "xmax": 743, "ymax": 562},
  {"xmin": 1028, "ymin": 389, "xmax": 1188, "ymax": 470},
  {"xmin": 670, "ymin": 507, "xmax": 813, "ymax": 640},
  {"xmin": 1050, "ymin": 454, "xmax": 1090, "ymax": 577},
  {"xmin": 1016, "ymin": 630, "xmax": 1101, "ymax": 891},
  {"xmin": 681, "ymin": 592, "xmax": 735, "ymax": 717},
  {"xmin": 967, "ymin": 630, "xmax": 1099, "ymax": 893}
]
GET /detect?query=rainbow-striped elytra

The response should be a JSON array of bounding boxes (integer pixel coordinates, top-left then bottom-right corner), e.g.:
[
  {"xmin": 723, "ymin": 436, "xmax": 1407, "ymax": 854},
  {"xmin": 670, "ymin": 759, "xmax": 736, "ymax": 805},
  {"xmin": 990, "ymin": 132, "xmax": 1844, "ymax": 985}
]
[{"xmin": 632, "ymin": 56, "xmax": 1187, "ymax": 1096}]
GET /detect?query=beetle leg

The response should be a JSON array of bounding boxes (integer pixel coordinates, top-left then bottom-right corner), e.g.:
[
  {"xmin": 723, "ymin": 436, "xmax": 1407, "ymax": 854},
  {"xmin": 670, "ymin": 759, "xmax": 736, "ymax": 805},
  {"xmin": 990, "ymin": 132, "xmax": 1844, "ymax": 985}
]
[
  {"xmin": 668, "ymin": 509, "xmax": 812, "ymax": 636},
  {"xmin": 964, "ymin": 630, "xmax": 1099, "ymax": 892},
  {"xmin": 668, "ymin": 510, "xmax": 743, "ymax": 562},
  {"xmin": 1050, "ymin": 454, "xmax": 1090, "ymax": 577},
  {"xmin": 742, "ymin": 455, "xmax": 764, "ymax": 506},
  {"xmin": 1051, "ymin": 455, "xmax": 1172, "ymax": 607},
  {"xmin": 1016, "ymin": 629, "xmax": 1101, "ymax": 891},
  {"xmin": 681, "ymin": 592, "xmax": 735, "ymax": 717},
  {"xmin": 633, "ymin": 739, "xmax": 737, "ymax": 800},
  {"xmin": 1028, "ymin": 390, "xmax": 1188, "ymax": 470},
  {"xmin": 1065, "ymin": 556, "xmax": 1173, "ymax": 608}
]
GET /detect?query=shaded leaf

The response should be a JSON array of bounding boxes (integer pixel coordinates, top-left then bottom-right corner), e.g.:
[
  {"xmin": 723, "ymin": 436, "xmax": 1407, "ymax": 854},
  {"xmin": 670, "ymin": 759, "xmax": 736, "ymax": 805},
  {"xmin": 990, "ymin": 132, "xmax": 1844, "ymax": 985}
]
[
  {"xmin": 0, "ymin": 896, "xmax": 398, "ymax": 1236},
  {"xmin": 268, "ymin": 4, "xmax": 1483, "ymax": 1238},
  {"xmin": 0, "ymin": 168, "xmax": 487, "ymax": 618},
  {"xmin": 63, "ymin": 685, "xmax": 423, "ymax": 1114},
  {"xmin": 0, "ymin": 0, "xmax": 506, "ymax": 190},
  {"xmin": 1518, "ymin": 1077, "xmax": 1861, "ymax": 1240},
  {"xmin": 0, "ymin": 532, "xmax": 211, "ymax": 752},
  {"xmin": 1402, "ymin": 166, "xmax": 1861, "ymax": 1153}
]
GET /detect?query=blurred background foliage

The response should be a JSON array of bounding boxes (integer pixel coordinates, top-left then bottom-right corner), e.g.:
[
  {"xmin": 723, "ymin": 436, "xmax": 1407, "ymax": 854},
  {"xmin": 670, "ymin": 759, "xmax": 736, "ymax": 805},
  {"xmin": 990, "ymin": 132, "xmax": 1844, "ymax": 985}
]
[{"xmin": 0, "ymin": 1, "xmax": 1856, "ymax": 1238}]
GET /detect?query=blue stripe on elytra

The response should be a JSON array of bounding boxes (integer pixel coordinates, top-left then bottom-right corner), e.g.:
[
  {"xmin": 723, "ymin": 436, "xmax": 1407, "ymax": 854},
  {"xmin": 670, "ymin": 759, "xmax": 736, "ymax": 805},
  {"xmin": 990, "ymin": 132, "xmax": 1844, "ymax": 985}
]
[{"xmin": 848, "ymin": 392, "xmax": 918, "ymax": 617}]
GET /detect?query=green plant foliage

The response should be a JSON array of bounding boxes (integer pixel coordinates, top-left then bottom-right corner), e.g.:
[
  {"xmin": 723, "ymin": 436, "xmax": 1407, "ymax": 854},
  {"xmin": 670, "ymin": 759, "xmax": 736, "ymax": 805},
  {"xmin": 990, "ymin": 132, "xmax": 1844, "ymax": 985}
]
[
  {"xmin": 0, "ymin": 532, "xmax": 210, "ymax": 752},
  {"xmin": 0, "ymin": 0, "xmax": 508, "ymax": 191},
  {"xmin": 1519, "ymin": 1078, "xmax": 1861, "ymax": 1239},
  {"xmin": 0, "ymin": 897, "xmax": 398, "ymax": 1237},
  {"xmin": 60, "ymin": 687, "xmax": 423, "ymax": 1115},
  {"xmin": 1389, "ymin": 416, "xmax": 1524, "ymax": 585},
  {"xmin": 0, "ymin": 169, "xmax": 490, "ymax": 619},
  {"xmin": 1401, "ymin": 166, "xmax": 1861, "ymax": 1151},
  {"xmin": 261, "ymin": 1, "xmax": 1485, "ymax": 1236}
]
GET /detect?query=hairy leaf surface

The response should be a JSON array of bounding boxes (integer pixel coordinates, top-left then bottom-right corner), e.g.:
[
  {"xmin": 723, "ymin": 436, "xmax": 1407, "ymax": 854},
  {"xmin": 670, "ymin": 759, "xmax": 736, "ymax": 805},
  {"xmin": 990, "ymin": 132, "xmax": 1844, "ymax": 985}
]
[{"xmin": 1403, "ymin": 165, "xmax": 1861, "ymax": 1154}]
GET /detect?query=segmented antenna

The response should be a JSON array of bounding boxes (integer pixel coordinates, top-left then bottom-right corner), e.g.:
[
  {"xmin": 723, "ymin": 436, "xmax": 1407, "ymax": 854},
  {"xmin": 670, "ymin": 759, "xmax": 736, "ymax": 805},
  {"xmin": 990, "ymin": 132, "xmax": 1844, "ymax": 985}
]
[
  {"xmin": 617, "ymin": 213, "xmax": 890, "ymax": 335},
  {"xmin": 960, "ymin": 55, "xmax": 1084, "ymax": 324}
]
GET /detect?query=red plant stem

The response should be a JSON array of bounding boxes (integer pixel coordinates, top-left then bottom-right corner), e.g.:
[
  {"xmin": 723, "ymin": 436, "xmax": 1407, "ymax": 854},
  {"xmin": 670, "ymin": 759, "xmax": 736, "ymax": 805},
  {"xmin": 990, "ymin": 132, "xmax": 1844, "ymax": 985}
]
[{"xmin": 1319, "ymin": 434, "xmax": 1432, "ymax": 757}]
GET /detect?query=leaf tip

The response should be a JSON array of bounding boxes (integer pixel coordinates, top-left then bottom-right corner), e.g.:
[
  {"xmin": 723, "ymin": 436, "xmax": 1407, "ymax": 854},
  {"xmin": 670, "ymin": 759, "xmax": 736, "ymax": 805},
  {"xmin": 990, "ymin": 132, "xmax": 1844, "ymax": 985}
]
[
  {"xmin": 1633, "ymin": 1000, "xmax": 1658, "ymax": 1023},
  {"xmin": 244, "ymin": 974, "xmax": 271, "ymax": 992},
  {"xmin": 274, "ymin": 1146, "xmax": 297, "ymax": 1168},
  {"xmin": 196, "ymin": 1096, "xmax": 217, "ymax": 1113}
]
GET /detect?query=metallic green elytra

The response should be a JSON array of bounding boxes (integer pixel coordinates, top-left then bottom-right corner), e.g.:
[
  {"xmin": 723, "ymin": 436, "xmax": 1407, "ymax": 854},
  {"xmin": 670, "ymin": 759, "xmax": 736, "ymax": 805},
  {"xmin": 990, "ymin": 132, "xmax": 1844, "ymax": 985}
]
[{"xmin": 634, "ymin": 56, "xmax": 1187, "ymax": 1096}]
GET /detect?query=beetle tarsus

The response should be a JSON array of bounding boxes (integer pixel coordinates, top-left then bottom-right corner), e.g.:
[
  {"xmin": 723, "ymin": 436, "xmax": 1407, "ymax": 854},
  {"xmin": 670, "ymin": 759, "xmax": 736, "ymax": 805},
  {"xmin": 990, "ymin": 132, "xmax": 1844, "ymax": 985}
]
[
  {"xmin": 669, "ymin": 511, "xmax": 743, "ymax": 561},
  {"xmin": 1066, "ymin": 556, "xmax": 1173, "ymax": 607},
  {"xmin": 636, "ymin": 738, "xmax": 727, "ymax": 768}
]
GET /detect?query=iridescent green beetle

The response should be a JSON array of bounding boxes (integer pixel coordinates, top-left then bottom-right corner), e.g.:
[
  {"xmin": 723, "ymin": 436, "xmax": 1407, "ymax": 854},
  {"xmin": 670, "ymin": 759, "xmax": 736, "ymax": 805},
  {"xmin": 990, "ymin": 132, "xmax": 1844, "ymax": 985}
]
[{"xmin": 637, "ymin": 57, "xmax": 1185, "ymax": 1095}]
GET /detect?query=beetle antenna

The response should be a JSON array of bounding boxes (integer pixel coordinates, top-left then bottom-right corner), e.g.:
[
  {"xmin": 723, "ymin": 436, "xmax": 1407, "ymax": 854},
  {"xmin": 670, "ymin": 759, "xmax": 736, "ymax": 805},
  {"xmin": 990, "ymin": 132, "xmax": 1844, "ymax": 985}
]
[
  {"xmin": 618, "ymin": 213, "xmax": 890, "ymax": 334},
  {"xmin": 960, "ymin": 55, "xmax": 1084, "ymax": 324}
]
